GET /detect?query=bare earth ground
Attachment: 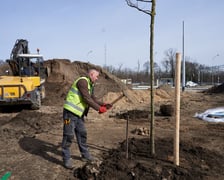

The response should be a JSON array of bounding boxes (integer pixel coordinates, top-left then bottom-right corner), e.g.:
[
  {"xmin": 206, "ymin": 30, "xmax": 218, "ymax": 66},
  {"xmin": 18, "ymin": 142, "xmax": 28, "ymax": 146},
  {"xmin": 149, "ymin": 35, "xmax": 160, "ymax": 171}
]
[{"xmin": 0, "ymin": 60, "xmax": 224, "ymax": 180}]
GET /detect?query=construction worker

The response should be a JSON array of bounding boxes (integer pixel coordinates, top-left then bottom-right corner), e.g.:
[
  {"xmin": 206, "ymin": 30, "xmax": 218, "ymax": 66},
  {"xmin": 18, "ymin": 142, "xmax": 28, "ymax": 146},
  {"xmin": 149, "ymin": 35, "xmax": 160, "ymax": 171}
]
[{"xmin": 61, "ymin": 69, "xmax": 112, "ymax": 169}]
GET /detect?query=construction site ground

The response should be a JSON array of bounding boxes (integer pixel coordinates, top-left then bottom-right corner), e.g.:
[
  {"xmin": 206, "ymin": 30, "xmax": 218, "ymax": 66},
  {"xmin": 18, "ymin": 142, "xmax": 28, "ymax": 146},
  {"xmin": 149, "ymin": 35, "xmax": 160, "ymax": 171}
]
[{"xmin": 0, "ymin": 59, "xmax": 224, "ymax": 180}]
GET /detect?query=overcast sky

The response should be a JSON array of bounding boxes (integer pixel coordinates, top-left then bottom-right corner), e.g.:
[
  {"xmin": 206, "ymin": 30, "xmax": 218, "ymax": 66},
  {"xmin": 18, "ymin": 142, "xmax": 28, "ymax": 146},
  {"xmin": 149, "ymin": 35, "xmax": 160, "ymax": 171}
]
[{"xmin": 0, "ymin": 0, "xmax": 223, "ymax": 70}]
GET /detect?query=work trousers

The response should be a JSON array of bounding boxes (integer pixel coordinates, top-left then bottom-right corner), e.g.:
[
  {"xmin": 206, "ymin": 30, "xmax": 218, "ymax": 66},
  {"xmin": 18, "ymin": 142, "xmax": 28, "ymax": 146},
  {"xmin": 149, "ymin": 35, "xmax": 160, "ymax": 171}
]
[{"xmin": 61, "ymin": 109, "xmax": 90, "ymax": 161}]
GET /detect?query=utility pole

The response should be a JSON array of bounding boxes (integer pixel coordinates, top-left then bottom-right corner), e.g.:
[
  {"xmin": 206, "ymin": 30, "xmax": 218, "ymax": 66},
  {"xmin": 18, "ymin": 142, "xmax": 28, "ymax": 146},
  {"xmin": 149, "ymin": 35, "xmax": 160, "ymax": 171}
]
[{"xmin": 182, "ymin": 21, "xmax": 185, "ymax": 91}]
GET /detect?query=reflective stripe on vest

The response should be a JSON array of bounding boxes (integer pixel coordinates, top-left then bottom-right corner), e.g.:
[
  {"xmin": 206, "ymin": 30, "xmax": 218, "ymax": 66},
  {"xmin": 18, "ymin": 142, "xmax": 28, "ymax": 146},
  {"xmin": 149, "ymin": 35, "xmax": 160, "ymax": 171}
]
[
  {"xmin": 63, "ymin": 77, "xmax": 92, "ymax": 117},
  {"xmin": 70, "ymin": 87, "xmax": 81, "ymax": 96}
]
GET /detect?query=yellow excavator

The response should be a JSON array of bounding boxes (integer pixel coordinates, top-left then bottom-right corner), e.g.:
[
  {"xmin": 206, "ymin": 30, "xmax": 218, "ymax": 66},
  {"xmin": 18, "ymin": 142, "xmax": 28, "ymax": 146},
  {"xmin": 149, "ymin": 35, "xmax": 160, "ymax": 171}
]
[{"xmin": 0, "ymin": 39, "xmax": 48, "ymax": 110}]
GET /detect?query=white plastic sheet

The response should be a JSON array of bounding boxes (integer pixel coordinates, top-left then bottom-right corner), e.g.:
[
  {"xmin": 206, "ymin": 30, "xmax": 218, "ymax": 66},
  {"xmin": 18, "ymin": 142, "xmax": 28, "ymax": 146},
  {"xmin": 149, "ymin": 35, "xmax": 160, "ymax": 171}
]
[{"xmin": 194, "ymin": 107, "xmax": 224, "ymax": 123}]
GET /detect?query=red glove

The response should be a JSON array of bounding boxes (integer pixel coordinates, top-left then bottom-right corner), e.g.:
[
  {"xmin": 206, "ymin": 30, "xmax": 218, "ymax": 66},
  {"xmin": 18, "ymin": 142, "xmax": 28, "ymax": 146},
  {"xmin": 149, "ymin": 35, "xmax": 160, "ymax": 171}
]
[
  {"xmin": 99, "ymin": 106, "xmax": 107, "ymax": 114},
  {"xmin": 103, "ymin": 103, "xmax": 113, "ymax": 110}
]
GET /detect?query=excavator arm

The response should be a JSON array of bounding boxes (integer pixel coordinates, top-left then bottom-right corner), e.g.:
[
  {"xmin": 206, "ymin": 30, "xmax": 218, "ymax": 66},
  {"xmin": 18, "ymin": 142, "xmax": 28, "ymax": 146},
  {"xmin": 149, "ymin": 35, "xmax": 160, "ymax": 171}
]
[
  {"xmin": 10, "ymin": 39, "xmax": 29, "ymax": 59},
  {"xmin": 7, "ymin": 39, "xmax": 29, "ymax": 76}
]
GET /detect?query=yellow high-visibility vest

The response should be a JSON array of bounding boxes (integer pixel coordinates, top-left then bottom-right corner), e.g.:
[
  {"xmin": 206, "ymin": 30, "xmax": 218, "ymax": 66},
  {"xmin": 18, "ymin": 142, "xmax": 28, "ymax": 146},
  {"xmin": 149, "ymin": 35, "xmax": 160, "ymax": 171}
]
[{"xmin": 63, "ymin": 77, "xmax": 93, "ymax": 117}]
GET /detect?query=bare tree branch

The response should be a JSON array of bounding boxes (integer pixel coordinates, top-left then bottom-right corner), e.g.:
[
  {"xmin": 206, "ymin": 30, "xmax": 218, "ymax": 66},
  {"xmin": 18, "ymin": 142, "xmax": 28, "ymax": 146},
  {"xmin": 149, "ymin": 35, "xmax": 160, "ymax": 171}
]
[
  {"xmin": 137, "ymin": 0, "xmax": 152, "ymax": 2},
  {"xmin": 125, "ymin": 0, "xmax": 153, "ymax": 15}
]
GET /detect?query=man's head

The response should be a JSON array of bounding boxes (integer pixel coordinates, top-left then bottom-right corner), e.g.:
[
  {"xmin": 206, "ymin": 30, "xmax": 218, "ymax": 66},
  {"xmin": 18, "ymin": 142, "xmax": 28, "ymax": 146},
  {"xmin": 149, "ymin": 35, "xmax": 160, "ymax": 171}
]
[{"xmin": 88, "ymin": 69, "xmax": 99, "ymax": 83}]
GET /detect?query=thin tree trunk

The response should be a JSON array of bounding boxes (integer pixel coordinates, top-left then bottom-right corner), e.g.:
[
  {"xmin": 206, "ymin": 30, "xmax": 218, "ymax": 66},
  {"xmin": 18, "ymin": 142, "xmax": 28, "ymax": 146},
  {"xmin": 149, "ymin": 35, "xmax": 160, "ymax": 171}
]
[
  {"xmin": 125, "ymin": 0, "xmax": 156, "ymax": 155},
  {"xmin": 150, "ymin": 0, "xmax": 156, "ymax": 155}
]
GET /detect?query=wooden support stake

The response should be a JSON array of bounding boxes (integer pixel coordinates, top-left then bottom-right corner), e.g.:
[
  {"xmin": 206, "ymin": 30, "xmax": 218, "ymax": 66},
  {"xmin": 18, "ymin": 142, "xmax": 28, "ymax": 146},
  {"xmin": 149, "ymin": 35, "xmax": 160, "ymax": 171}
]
[{"xmin": 174, "ymin": 53, "xmax": 181, "ymax": 166}]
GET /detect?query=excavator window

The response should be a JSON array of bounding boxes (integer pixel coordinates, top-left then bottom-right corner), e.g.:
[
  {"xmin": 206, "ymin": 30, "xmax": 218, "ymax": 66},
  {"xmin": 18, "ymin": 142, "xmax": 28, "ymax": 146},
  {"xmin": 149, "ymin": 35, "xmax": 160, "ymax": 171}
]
[{"xmin": 19, "ymin": 57, "xmax": 39, "ymax": 76}]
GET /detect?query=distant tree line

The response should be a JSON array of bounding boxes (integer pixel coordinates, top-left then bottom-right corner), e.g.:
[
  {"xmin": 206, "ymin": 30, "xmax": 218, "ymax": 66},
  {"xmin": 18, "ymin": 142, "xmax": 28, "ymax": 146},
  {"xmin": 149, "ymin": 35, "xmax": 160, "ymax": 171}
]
[
  {"xmin": 1, "ymin": 50, "xmax": 224, "ymax": 85},
  {"xmin": 0, "ymin": 60, "xmax": 10, "ymax": 75},
  {"xmin": 104, "ymin": 48, "xmax": 224, "ymax": 86}
]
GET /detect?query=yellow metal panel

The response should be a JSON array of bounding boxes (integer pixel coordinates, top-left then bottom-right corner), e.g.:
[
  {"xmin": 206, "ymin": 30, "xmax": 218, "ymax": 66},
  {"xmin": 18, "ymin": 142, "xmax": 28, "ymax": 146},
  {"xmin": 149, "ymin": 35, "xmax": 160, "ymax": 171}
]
[
  {"xmin": 0, "ymin": 76, "xmax": 41, "ymax": 98},
  {"xmin": 1, "ymin": 86, "xmax": 26, "ymax": 98}
]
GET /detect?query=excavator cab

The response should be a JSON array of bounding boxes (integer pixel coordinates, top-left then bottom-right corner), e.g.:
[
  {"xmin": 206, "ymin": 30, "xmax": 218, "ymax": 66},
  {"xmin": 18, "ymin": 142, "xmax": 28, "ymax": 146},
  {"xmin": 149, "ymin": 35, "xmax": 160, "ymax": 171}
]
[
  {"xmin": 6, "ymin": 39, "xmax": 47, "ymax": 78},
  {"xmin": 16, "ymin": 54, "xmax": 46, "ymax": 78}
]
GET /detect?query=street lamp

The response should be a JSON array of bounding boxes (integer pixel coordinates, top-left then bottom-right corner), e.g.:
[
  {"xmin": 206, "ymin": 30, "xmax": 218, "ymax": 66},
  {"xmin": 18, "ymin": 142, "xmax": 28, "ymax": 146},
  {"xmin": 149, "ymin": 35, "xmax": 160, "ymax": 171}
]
[
  {"xmin": 211, "ymin": 54, "xmax": 219, "ymax": 85},
  {"xmin": 212, "ymin": 54, "xmax": 219, "ymax": 61},
  {"xmin": 86, "ymin": 50, "xmax": 93, "ymax": 62}
]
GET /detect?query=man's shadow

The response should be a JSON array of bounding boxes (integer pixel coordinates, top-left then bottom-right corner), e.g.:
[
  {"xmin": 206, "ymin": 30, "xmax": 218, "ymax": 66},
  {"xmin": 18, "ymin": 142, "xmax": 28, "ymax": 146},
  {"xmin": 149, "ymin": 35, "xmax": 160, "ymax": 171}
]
[{"xmin": 18, "ymin": 136, "xmax": 80, "ymax": 167}]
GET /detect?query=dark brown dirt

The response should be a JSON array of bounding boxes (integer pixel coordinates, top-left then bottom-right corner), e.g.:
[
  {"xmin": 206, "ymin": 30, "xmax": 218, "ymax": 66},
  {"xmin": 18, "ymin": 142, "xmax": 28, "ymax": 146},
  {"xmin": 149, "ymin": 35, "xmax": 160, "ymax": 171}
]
[
  {"xmin": 96, "ymin": 137, "xmax": 224, "ymax": 180},
  {"xmin": 0, "ymin": 59, "xmax": 224, "ymax": 180}
]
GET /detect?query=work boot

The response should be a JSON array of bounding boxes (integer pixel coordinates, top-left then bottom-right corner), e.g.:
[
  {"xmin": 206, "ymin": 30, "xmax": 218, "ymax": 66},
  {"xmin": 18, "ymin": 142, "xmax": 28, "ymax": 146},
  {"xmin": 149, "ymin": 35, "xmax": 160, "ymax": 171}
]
[
  {"xmin": 63, "ymin": 158, "xmax": 74, "ymax": 169},
  {"xmin": 81, "ymin": 155, "xmax": 94, "ymax": 162}
]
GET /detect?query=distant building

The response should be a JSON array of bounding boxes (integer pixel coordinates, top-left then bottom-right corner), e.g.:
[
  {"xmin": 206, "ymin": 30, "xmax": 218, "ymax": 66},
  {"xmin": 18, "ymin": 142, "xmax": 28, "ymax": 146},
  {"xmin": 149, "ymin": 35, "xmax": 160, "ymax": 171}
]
[
  {"xmin": 121, "ymin": 78, "xmax": 132, "ymax": 85},
  {"xmin": 159, "ymin": 78, "xmax": 173, "ymax": 86}
]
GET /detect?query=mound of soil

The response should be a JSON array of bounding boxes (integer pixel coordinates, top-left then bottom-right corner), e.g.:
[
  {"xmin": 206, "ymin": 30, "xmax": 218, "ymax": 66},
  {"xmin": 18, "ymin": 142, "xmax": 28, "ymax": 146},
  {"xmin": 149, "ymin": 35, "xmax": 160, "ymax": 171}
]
[
  {"xmin": 44, "ymin": 59, "xmax": 134, "ymax": 105},
  {"xmin": 206, "ymin": 83, "xmax": 224, "ymax": 93},
  {"xmin": 0, "ymin": 107, "xmax": 61, "ymax": 140},
  {"xmin": 74, "ymin": 137, "xmax": 224, "ymax": 180}
]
